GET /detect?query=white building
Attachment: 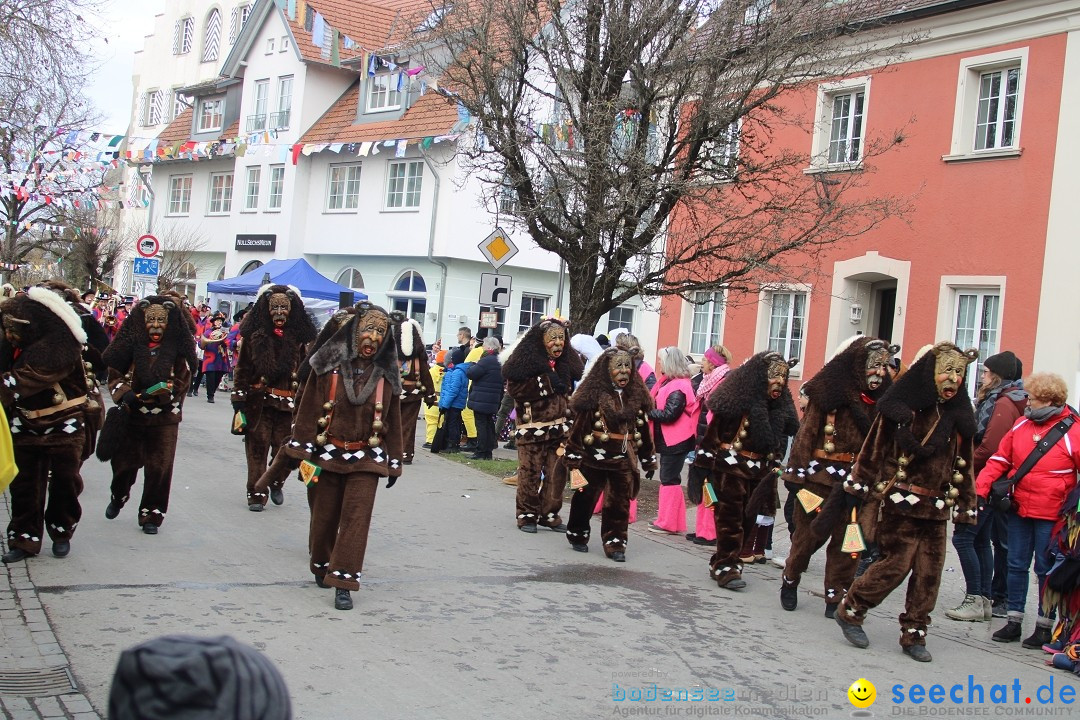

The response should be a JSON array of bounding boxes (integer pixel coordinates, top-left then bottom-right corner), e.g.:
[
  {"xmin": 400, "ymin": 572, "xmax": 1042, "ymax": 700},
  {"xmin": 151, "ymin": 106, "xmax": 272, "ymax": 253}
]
[{"xmin": 134, "ymin": 0, "xmax": 659, "ymax": 352}]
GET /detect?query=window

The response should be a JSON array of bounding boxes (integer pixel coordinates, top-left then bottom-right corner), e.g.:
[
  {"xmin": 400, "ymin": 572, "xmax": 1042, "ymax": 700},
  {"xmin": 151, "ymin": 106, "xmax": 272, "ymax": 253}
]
[
  {"xmin": 519, "ymin": 294, "xmax": 548, "ymax": 333},
  {"xmin": 203, "ymin": 9, "xmax": 222, "ymax": 62},
  {"xmin": 367, "ymin": 72, "xmax": 402, "ymax": 112},
  {"xmin": 208, "ymin": 172, "xmax": 234, "ymax": 214},
  {"xmin": 174, "ymin": 262, "xmax": 198, "ymax": 302},
  {"xmin": 386, "ymin": 161, "xmax": 423, "ymax": 209},
  {"xmin": 498, "ymin": 178, "xmax": 519, "ymax": 216},
  {"xmin": 327, "ymin": 164, "xmax": 362, "ymax": 211},
  {"xmin": 197, "ymin": 96, "xmax": 224, "ymax": 133},
  {"xmin": 144, "ymin": 89, "xmax": 166, "ymax": 126},
  {"xmin": 244, "ymin": 167, "xmax": 261, "ymax": 211},
  {"xmin": 272, "ymin": 76, "xmax": 293, "ymax": 129},
  {"xmin": 766, "ymin": 291, "xmax": 806, "ymax": 361},
  {"xmin": 810, "ymin": 77, "xmax": 869, "ymax": 169},
  {"xmin": 229, "ymin": 3, "xmax": 252, "ymax": 44},
  {"xmin": 267, "ymin": 165, "xmax": 285, "ymax": 210},
  {"xmin": 946, "ymin": 49, "xmax": 1027, "ymax": 160},
  {"xmin": 336, "ymin": 268, "xmax": 365, "ymax": 290},
  {"xmin": 689, "ymin": 291, "xmax": 724, "ymax": 354},
  {"xmin": 241, "ymin": 259, "xmax": 263, "ymax": 274},
  {"xmin": 280, "ymin": 36, "xmax": 290, "ymax": 53},
  {"xmin": 744, "ymin": 0, "xmax": 771, "ymax": 23},
  {"xmin": 415, "ymin": 5, "xmax": 451, "ymax": 32},
  {"xmin": 168, "ymin": 175, "xmax": 193, "ymax": 215},
  {"xmin": 174, "ymin": 17, "xmax": 194, "ymax": 55},
  {"xmin": 607, "ymin": 306, "xmax": 634, "ymax": 334},
  {"xmin": 172, "ymin": 90, "xmax": 188, "ymax": 120},
  {"xmin": 953, "ymin": 288, "xmax": 1000, "ymax": 397},
  {"xmin": 266, "ymin": 38, "xmax": 275, "ymax": 54},
  {"xmin": 248, "ymin": 79, "xmax": 268, "ymax": 132},
  {"xmin": 975, "ymin": 68, "xmax": 1019, "ymax": 151},
  {"xmin": 698, "ymin": 122, "xmax": 740, "ymax": 181},
  {"xmin": 390, "ymin": 271, "xmax": 427, "ymax": 328}
]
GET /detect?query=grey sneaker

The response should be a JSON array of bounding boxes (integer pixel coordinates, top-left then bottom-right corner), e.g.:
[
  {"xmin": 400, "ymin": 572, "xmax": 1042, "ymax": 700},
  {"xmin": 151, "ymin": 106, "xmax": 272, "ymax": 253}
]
[
  {"xmin": 982, "ymin": 596, "xmax": 993, "ymax": 621},
  {"xmin": 945, "ymin": 594, "xmax": 985, "ymax": 622}
]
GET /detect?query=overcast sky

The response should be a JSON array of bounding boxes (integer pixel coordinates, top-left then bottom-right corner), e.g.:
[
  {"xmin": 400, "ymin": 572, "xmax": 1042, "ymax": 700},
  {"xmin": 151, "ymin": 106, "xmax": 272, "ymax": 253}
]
[{"xmin": 85, "ymin": 0, "xmax": 162, "ymax": 135}]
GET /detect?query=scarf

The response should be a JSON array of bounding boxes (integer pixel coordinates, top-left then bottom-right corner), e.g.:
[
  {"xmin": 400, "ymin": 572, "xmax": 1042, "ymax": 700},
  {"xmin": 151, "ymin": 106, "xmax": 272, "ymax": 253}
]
[
  {"xmin": 975, "ymin": 379, "xmax": 1025, "ymax": 440},
  {"xmin": 696, "ymin": 363, "xmax": 729, "ymax": 401},
  {"xmin": 1026, "ymin": 404, "xmax": 1063, "ymax": 424}
]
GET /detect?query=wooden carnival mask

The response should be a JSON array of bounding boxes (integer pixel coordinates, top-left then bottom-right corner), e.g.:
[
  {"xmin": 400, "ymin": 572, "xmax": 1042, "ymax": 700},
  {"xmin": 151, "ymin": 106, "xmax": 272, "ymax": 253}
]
[
  {"xmin": 610, "ymin": 350, "xmax": 633, "ymax": 389},
  {"xmin": 542, "ymin": 321, "xmax": 567, "ymax": 360},
  {"xmin": 356, "ymin": 309, "xmax": 389, "ymax": 359},
  {"xmin": 932, "ymin": 343, "xmax": 979, "ymax": 402},
  {"xmin": 764, "ymin": 352, "xmax": 799, "ymax": 400},
  {"xmin": 269, "ymin": 292, "xmax": 291, "ymax": 327},
  {"xmin": 1, "ymin": 313, "xmax": 30, "ymax": 348},
  {"xmin": 864, "ymin": 341, "xmax": 900, "ymax": 392},
  {"xmin": 142, "ymin": 302, "xmax": 170, "ymax": 343}
]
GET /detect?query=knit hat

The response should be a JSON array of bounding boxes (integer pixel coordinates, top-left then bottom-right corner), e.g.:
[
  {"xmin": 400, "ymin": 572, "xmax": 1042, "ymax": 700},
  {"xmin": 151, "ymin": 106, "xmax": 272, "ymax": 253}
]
[
  {"xmin": 108, "ymin": 635, "xmax": 291, "ymax": 720},
  {"xmin": 435, "ymin": 349, "xmax": 447, "ymax": 365},
  {"xmin": 983, "ymin": 350, "xmax": 1022, "ymax": 381}
]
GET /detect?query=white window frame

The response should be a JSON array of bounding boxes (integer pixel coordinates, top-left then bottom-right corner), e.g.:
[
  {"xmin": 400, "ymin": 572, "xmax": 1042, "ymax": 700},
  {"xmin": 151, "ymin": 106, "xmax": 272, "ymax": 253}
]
[
  {"xmin": 253, "ymin": 79, "xmax": 269, "ymax": 127},
  {"xmin": 172, "ymin": 90, "xmax": 188, "ymax": 121},
  {"xmin": 688, "ymin": 291, "xmax": 725, "ymax": 355},
  {"xmin": 202, "ymin": 9, "xmax": 222, "ymax": 63},
  {"xmin": 273, "ymin": 76, "xmax": 293, "ymax": 129},
  {"xmin": 267, "ymin": 165, "xmax": 285, "ymax": 211},
  {"xmin": 697, "ymin": 121, "xmax": 740, "ymax": 183},
  {"xmin": 207, "ymin": 172, "xmax": 234, "ymax": 215},
  {"xmin": 266, "ymin": 37, "xmax": 276, "ymax": 54},
  {"xmin": 607, "ymin": 305, "xmax": 635, "ymax": 335},
  {"xmin": 280, "ymin": 36, "xmax": 290, "ymax": 53},
  {"xmin": 167, "ymin": 175, "xmax": 193, "ymax": 216},
  {"xmin": 326, "ymin": 163, "xmax": 362, "ymax": 212},
  {"xmin": 755, "ymin": 285, "xmax": 810, "ymax": 376},
  {"xmin": 367, "ymin": 72, "xmax": 402, "ymax": 113},
  {"xmin": 936, "ymin": 276, "xmax": 1005, "ymax": 397},
  {"xmin": 809, "ymin": 76, "xmax": 870, "ymax": 171},
  {"xmin": 336, "ymin": 268, "xmax": 365, "ymax": 291},
  {"xmin": 145, "ymin": 89, "xmax": 165, "ymax": 126},
  {"xmin": 518, "ymin": 294, "xmax": 549, "ymax": 334},
  {"xmin": 944, "ymin": 48, "xmax": 1028, "ymax": 162},
  {"xmin": 744, "ymin": 0, "xmax": 772, "ymax": 24},
  {"xmin": 175, "ymin": 17, "xmax": 194, "ymax": 55},
  {"xmin": 244, "ymin": 166, "xmax": 261, "ymax": 211},
  {"xmin": 385, "ymin": 161, "xmax": 423, "ymax": 210},
  {"xmin": 197, "ymin": 96, "xmax": 225, "ymax": 133},
  {"xmin": 389, "ymin": 271, "xmax": 428, "ymax": 329}
]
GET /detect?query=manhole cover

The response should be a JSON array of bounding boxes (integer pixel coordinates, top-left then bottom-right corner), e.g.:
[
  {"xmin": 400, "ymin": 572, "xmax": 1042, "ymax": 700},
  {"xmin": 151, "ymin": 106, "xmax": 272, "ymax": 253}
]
[{"xmin": 0, "ymin": 667, "xmax": 77, "ymax": 696}]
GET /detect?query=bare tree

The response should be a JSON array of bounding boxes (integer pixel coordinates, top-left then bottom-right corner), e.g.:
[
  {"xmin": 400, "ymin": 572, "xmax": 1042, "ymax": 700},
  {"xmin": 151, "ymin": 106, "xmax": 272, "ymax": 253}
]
[
  {"xmin": 42, "ymin": 204, "xmax": 127, "ymax": 292},
  {"xmin": 413, "ymin": 0, "xmax": 914, "ymax": 332},
  {"xmin": 120, "ymin": 224, "xmax": 210, "ymax": 294}
]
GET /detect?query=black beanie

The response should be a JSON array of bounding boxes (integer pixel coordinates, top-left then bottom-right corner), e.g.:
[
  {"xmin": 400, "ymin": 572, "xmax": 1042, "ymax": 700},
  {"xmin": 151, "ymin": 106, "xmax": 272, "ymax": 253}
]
[
  {"xmin": 983, "ymin": 350, "xmax": 1022, "ymax": 381},
  {"xmin": 109, "ymin": 635, "xmax": 292, "ymax": 720}
]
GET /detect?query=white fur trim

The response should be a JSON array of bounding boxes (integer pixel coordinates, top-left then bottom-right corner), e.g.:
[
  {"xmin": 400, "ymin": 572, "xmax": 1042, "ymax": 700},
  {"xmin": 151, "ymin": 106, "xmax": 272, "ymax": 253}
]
[
  {"xmin": 831, "ymin": 334, "xmax": 863, "ymax": 359},
  {"xmin": 499, "ymin": 334, "xmax": 524, "ymax": 365},
  {"xmin": 26, "ymin": 287, "xmax": 88, "ymax": 344},
  {"xmin": 912, "ymin": 344, "xmax": 934, "ymax": 364},
  {"xmin": 257, "ymin": 283, "xmax": 303, "ymax": 301},
  {"xmin": 400, "ymin": 318, "xmax": 422, "ymax": 357}
]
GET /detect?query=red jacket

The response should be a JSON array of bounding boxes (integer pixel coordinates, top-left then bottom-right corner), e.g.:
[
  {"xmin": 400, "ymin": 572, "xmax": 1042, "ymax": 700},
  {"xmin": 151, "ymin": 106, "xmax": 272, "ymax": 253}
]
[{"xmin": 976, "ymin": 407, "xmax": 1080, "ymax": 521}]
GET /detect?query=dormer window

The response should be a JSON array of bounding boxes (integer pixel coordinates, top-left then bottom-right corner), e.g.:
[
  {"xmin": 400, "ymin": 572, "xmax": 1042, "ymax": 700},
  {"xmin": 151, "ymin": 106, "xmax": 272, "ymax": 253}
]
[
  {"xmin": 367, "ymin": 70, "xmax": 402, "ymax": 112},
  {"xmin": 198, "ymin": 96, "xmax": 225, "ymax": 133}
]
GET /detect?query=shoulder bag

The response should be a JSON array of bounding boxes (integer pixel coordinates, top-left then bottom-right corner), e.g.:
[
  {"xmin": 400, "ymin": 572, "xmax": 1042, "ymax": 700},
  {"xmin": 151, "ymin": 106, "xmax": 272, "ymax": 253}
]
[{"xmin": 990, "ymin": 415, "xmax": 1075, "ymax": 513}]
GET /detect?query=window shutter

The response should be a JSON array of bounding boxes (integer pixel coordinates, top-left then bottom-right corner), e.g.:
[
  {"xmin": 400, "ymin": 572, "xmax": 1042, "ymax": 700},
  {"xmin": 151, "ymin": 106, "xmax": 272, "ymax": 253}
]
[
  {"xmin": 136, "ymin": 93, "xmax": 146, "ymax": 127},
  {"xmin": 172, "ymin": 21, "xmax": 181, "ymax": 54},
  {"xmin": 229, "ymin": 7, "xmax": 239, "ymax": 44},
  {"xmin": 203, "ymin": 9, "xmax": 221, "ymax": 62}
]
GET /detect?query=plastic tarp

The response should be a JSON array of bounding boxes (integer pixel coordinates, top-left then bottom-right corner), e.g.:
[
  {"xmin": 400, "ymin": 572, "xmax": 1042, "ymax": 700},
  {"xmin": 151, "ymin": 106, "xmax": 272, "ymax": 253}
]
[{"xmin": 206, "ymin": 258, "xmax": 367, "ymax": 305}]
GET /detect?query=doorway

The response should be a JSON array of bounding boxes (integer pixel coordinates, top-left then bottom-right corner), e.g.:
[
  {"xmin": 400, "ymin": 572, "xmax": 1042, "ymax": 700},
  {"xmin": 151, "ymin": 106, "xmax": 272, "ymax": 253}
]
[{"xmin": 874, "ymin": 287, "xmax": 896, "ymax": 342}]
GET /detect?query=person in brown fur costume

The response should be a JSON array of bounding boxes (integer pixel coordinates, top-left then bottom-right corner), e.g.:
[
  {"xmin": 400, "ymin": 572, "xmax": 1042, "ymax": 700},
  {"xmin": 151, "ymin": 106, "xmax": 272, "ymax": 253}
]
[
  {"xmin": 780, "ymin": 337, "xmax": 899, "ymax": 616},
  {"xmin": 282, "ymin": 301, "xmax": 403, "ymax": 611},
  {"xmin": 695, "ymin": 351, "xmax": 799, "ymax": 590},
  {"xmin": 390, "ymin": 311, "xmax": 436, "ymax": 465},
  {"xmin": 835, "ymin": 341, "xmax": 979, "ymax": 663},
  {"xmin": 101, "ymin": 296, "xmax": 197, "ymax": 535},
  {"xmin": 231, "ymin": 284, "xmax": 316, "ymax": 511},
  {"xmin": 563, "ymin": 348, "xmax": 657, "ymax": 561},
  {"xmin": 501, "ymin": 316, "xmax": 584, "ymax": 533},
  {"xmin": 0, "ymin": 288, "xmax": 94, "ymax": 563}
]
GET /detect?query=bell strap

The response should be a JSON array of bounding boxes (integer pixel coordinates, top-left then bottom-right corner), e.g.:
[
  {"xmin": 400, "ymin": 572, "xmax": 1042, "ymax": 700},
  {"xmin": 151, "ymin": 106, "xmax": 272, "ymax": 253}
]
[{"xmin": 21, "ymin": 384, "xmax": 88, "ymax": 419}]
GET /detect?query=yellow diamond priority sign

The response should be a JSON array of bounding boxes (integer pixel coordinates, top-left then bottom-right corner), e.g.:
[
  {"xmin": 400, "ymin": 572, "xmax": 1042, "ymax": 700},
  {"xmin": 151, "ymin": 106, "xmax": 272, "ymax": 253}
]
[{"xmin": 479, "ymin": 227, "xmax": 518, "ymax": 270}]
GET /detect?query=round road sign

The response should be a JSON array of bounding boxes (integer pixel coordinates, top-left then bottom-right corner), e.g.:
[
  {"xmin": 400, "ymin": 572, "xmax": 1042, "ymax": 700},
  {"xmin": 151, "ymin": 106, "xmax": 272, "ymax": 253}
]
[{"xmin": 137, "ymin": 234, "xmax": 160, "ymax": 258}]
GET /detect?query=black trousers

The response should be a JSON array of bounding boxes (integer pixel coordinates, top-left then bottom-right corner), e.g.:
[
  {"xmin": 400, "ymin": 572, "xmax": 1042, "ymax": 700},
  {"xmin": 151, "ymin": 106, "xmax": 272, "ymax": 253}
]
[
  {"xmin": 204, "ymin": 371, "xmax": 225, "ymax": 400},
  {"xmin": 475, "ymin": 412, "xmax": 497, "ymax": 454}
]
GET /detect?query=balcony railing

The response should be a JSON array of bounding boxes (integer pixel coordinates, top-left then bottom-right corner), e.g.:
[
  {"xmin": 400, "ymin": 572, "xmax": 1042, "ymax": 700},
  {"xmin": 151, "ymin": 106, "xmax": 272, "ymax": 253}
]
[
  {"xmin": 270, "ymin": 109, "xmax": 291, "ymax": 129},
  {"xmin": 245, "ymin": 114, "xmax": 267, "ymax": 133}
]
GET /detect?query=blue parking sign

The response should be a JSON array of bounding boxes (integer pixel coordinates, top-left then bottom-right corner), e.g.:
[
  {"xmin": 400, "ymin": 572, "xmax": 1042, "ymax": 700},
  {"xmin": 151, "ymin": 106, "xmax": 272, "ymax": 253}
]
[{"xmin": 132, "ymin": 258, "xmax": 160, "ymax": 276}]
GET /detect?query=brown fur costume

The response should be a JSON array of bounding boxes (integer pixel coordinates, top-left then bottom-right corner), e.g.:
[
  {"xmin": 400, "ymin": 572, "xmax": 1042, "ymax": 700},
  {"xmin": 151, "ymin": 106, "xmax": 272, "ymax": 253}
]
[
  {"xmin": 781, "ymin": 338, "xmax": 898, "ymax": 610},
  {"xmin": 563, "ymin": 349, "xmax": 657, "ymax": 558},
  {"xmin": 231, "ymin": 285, "xmax": 316, "ymax": 507},
  {"xmin": 1, "ymin": 288, "xmax": 92, "ymax": 556},
  {"xmin": 837, "ymin": 342, "xmax": 978, "ymax": 652},
  {"xmin": 695, "ymin": 351, "xmax": 799, "ymax": 588},
  {"xmin": 282, "ymin": 302, "xmax": 403, "ymax": 592},
  {"xmin": 101, "ymin": 296, "xmax": 196, "ymax": 529},
  {"xmin": 501, "ymin": 318, "xmax": 584, "ymax": 529},
  {"xmin": 390, "ymin": 310, "xmax": 435, "ymax": 464}
]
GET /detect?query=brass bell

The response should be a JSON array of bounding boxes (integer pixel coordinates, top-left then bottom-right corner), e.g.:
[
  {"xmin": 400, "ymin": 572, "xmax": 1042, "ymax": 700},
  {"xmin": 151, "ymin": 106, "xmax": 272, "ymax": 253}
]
[
  {"xmin": 767, "ymin": 453, "xmax": 774, "ymax": 460},
  {"xmin": 323, "ymin": 401, "xmax": 334, "ymax": 412},
  {"xmin": 732, "ymin": 440, "xmax": 743, "ymax": 451},
  {"xmin": 317, "ymin": 417, "xmax": 328, "ymax": 429},
  {"xmin": 944, "ymin": 497, "xmax": 956, "ymax": 507},
  {"xmin": 823, "ymin": 442, "xmax": 835, "ymax": 454},
  {"xmin": 875, "ymin": 482, "xmax": 887, "ymax": 493},
  {"xmin": 594, "ymin": 411, "xmax": 602, "ymax": 418},
  {"xmin": 291, "ymin": 372, "xmax": 298, "ymax": 380},
  {"xmin": 633, "ymin": 432, "xmax": 641, "ymax": 441},
  {"xmin": 523, "ymin": 414, "xmax": 533, "ymax": 424},
  {"xmin": 636, "ymin": 418, "xmax": 644, "ymax": 427},
  {"xmin": 742, "ymin": 419, "xmax": 750, "ymax": 428},
  {"xmin": 583, "ymin": 434, "xmax": 594, "ymax": 445},
  {"xmin": 635, "ymin": 440, "xmax": 643, "ymax": 448},
  {"xmin": 738, "ymin": 429, "xmax": 748, "ymax": 439},
  {"xmin": 369, "ymin": 436, "xmax": 381, "ymax": 447},
  {"xmin": 261, "ymin": 376, "xmax": 269, "ymax": 384},
  {"xmin": 375, "ymin": 402, "xmax": 384, "ymax": 412},
  {"xmin": 897, "ymin": 455, "xmax": 909, "ymax": 467},
  {"xmin": 599, "ymin": 433, "xmax": 610, "ymax": 443},
  {"xmin": 372, "ymin": 419, "xmax": 384, "ymax": 432},
  {"xmin": 316, "ymin": 433, "xmax": 328, "ymax": 445},
  {"xmin": 948, "ymin": 486, "xmax": 960, "ymax": 498},
  {"xmin": 956, "ymin": 457, "xmax": 967, "ymax": 469},
  {"xmin": 895, "ymin": 469, "xmax": 907, "ymax": 481},
  {"xmin": 84, "ymin": 361, "xmax": 93, "ymax": 371},
  {"xmin": 952, "ymin": 471, "xmax": 963, "ymax": 483},
  {"xmin": 823, "ymin": 424, "xmax": 835, "ymax": 435},
  {"xmin": 291, "ymin": 381, "xmax": 299, "ymax": 390},
  {"xmin": 52, "ymin": 392, "xmax": 64, "ymax": 404},
  {"xmin": 594, "ymin": 420, "xmax": 604, "ymax": 430}
]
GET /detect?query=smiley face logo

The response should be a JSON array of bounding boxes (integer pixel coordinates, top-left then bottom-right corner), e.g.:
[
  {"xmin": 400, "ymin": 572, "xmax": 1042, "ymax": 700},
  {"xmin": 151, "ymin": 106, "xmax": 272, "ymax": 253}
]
[{"xmin": 848, "ymin": 678, "xmax": 876, "ymax": 709}]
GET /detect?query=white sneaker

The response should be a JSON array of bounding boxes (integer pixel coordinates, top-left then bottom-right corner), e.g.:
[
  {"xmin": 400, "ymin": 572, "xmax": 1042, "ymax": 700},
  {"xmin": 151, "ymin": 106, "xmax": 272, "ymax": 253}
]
[
  {"xmin": 944, "ymin": 594, "xmax": 985, "ymax": 622},
  {"xmin": 771, "ymin": 555, "xmax": 787, "ymax": 569}
]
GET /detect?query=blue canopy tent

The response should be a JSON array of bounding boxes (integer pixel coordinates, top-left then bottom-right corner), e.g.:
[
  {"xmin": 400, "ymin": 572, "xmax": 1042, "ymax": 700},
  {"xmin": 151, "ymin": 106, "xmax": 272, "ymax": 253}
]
[{"xmin": 207, "ymin": 258, "xmax": 366, "ymax": 309}]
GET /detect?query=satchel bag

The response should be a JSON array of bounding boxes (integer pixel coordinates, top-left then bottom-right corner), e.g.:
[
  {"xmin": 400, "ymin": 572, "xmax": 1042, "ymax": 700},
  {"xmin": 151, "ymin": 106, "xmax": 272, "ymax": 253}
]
[
  {"xmin": 990, "ymin": 415, "xmax": 1075, "ymax": 513},
  {"xmin": 95, "ymin": 405, "xmax": 130, "ymax": 462}
]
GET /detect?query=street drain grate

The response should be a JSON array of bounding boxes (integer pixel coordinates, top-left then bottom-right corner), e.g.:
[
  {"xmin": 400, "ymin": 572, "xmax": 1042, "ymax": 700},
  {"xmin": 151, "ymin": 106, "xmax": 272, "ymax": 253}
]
[{"xmin": 0, "ymin": 667, "xmax": 77, "ymax": 696}]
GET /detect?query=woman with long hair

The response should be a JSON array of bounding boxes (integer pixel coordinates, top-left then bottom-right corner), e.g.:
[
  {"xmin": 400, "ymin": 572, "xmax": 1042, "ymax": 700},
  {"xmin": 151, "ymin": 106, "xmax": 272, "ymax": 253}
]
[{"xmin": 646, "ymin": 347, "xmax": 699, "ymax": 535}]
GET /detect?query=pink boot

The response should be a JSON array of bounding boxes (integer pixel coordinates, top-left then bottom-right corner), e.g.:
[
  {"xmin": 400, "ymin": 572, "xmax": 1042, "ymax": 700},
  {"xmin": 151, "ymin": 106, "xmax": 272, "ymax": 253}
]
[
  {"xmin": 649, "ymin": 485, "xmax": 687, "ymax": 533},
  {"xmin": 593, "ymin": 492, "xmax": 604, "ymax": 515},
  {"xmin": 629, "ymin": 499, "xmax": 638, "ymax": 525},
  {"xmin": 694, "ymin": 502, "xmax": 716, "ymax": 541}
]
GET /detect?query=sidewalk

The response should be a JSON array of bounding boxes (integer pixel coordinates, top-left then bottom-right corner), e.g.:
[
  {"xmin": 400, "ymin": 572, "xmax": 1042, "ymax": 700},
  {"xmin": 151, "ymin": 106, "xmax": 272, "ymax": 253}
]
[{"xmin": 0, "ymin": 494, "xmax": 100, "ymax": 720}]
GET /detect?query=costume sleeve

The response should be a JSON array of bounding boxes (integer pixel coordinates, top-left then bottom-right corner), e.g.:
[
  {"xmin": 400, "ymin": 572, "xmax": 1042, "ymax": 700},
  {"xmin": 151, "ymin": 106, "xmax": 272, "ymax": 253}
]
[
  {"xmin": 953, "ymin": 433, "xmax": 977, "ymax": 525},
  {"xmin": 416, "ymin": 352, "xmax": 435, "ymax": 399},
  {"xmin": 231, "ymin": 341, "xmax": 255, "ymax": 406},
  {"xmin": 846, "ymin": 415, "xmax": 887, "ymax": 499},
  {"xmin": 976, "ymin": 425, "xmax": 1018, "ymax": 498},
  {"xmin": 107, "ymin": 367, "xmax": 134, "ymax": 405},
  {"xmin": 638, "ymin": 413, "xmax": 657, "ymax": 472},
  {"xmin": 973, "ymin": 398, "xmax": 1021, "ymax": 476},
  {"xmin": 694, "ymin": 417, "xmax": 722, "ymax": 470},
  {"xmin": 562, "ymin": 410, "xmax": 589, "ymax": 469},
  {"xmin": 385, "ymin": 395, "xmax": 403, "ymax": 478},
  {"xmin": 11, "ymin": 362, "xmax": 70, "ymax": 397}
]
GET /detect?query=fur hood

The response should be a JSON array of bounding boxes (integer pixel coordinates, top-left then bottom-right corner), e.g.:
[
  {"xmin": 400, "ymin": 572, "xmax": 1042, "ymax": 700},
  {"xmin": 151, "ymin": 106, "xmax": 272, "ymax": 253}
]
[
  {"xmin": 569, "ymin": 348, "xmax": 654, "ymax": 425},
  {"xmin": 500, "ymin": 317, "xmax": 584, "ymax": 391},
  {"xmin": 102, "ymin": 295, "xmax": 198, "ymax": 387},
  {"xmin": 803, "ymin": 337, "xmax": 899, "ymax": 436},
  {"xmin": 238, "ymin": 284, "xmax": 316, "ymax": 384},
  {"xmin": 876, "ymin": 341, "xmax": 979, "ymax": 457},
  {"xmin": 707, "ymin": 351, "xmax": 800, "ymax": 453},
  {"xmin": 307, "ymin": 302, "xmax": 402, "ymax": 405},
  {"xmin": 390, "ymin": 311, "xmax": 425, "ymax": 360},
  {"xmin": 0, "ymin": 291, "xmax": 84, "ymax": 373}
]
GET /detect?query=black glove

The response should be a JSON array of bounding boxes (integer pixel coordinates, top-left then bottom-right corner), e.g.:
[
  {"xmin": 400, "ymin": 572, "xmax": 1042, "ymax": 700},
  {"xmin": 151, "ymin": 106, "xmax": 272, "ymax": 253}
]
[
  {"xmin": 386, "ymin": 476, "xmax": 397, "ymax": 489},
  {"xmin": 977, "ymin": 495, "xmax": 988, "ymax": 513},
  {"xmin": 844, "ymin": 492, "xmax": 864, "ymax": 514},
  {"xmin": 547, "ymin": 371, "xmax": 568, "ymax": 395},
  {"xmin": 232, "ymin": 401, "xmax": 246, "ymax": 413},
  {"xmin": 121, "ymin": 390, "xmax": 140, "ymax": 408},
  {"xmin": 645, "ymin": 470, "xmax": 655, "ymax": 480},
  {"xmin": 423, "ymin": 394, "xmax": 436, "ymax": 408}
]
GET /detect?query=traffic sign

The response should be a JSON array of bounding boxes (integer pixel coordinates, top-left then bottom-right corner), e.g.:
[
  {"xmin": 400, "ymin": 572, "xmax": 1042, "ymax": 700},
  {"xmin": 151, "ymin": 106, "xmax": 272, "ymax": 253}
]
[
  {"xmin": 479, "ymin": 272, "xmax": 512, "ymax": 308},
  {"xmin": 132, "ymin": 257, "xmax": 160, "ymax": 277},
  {"xmin": 136, "ymin": 234, "xmax": 160, "ymax": 258},
  {"xmin": 478, "ymin": 228, "xmax": 517, "ymax": 270}
]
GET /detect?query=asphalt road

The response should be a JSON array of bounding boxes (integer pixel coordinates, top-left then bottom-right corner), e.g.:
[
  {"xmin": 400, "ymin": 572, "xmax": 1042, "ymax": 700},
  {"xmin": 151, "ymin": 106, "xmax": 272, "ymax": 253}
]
[{"xmin": 15, "ymin": 395, "xmax": 1072, "ymax": 718}]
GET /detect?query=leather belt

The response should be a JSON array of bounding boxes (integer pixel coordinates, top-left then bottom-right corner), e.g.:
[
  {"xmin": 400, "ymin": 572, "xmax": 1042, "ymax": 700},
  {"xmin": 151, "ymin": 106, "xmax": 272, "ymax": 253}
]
[
  {"xmin": 893, "ymin": 481, "xmax": 937, "ymax": 497},
  {"xmin": 516, "ymin": 417, "xmax": 567, "ymax": 430},
  {"xmin": 329, "ymin": 436, "xmax": 367, "ymax": 452},
  {"xmin": 268, "ymin": 388, "xmax": 295, "ymax": 398},
  {"xmin": 22, "ymin": 395, "xmax": 87, "ymax": 419},
  {"xmin": 813, "ymin": 449, "xmax": 855, "ymax": 463},
  {"xmin": 593, "ymin": 431, "xmax": 627, "ymax": 441},
  {"xmin": 718, "ymin": 442, "xmax": 764, "ymax": 460}
]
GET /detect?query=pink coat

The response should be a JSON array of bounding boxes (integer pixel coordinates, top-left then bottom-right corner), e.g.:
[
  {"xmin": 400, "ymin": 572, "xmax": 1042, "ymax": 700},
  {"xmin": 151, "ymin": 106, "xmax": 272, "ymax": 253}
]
[{"xmin": 651, "ymin": 377, "xmax": 699, "ymax": 449}]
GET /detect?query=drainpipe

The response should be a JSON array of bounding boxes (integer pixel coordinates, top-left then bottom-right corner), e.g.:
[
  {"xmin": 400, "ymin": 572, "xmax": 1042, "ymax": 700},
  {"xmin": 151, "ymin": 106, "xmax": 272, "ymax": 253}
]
[{"xmin": 419, "ymin": 147, "xmax": 448, "ymax": 343}]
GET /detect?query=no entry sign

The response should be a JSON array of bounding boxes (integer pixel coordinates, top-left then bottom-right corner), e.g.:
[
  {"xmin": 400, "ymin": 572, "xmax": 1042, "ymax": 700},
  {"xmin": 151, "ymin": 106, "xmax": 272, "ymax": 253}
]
[{"xmin": 136, "ymin": 234, "xmax": 160, "ymax": 258}]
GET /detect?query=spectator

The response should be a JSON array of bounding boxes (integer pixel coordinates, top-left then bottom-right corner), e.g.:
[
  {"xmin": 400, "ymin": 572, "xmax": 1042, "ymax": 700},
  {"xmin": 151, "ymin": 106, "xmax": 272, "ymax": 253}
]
[
  {"xmin": 686, "ymin": 344, "xmax": 732, "ymax": 546},
  {"xmin": 465, "ymin": 337, "xmax": 504, "ymax": 460},
  {"xmin": 647, "ymin": 347, "xmax": 699, "ymax": 535},
  {"xmin": 436, "ymin": 347, "xmax": 468, "ymax": 453},
  {"xmin": 423, "ymin": 350, "xmax": 447, "ymax": 449}
]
